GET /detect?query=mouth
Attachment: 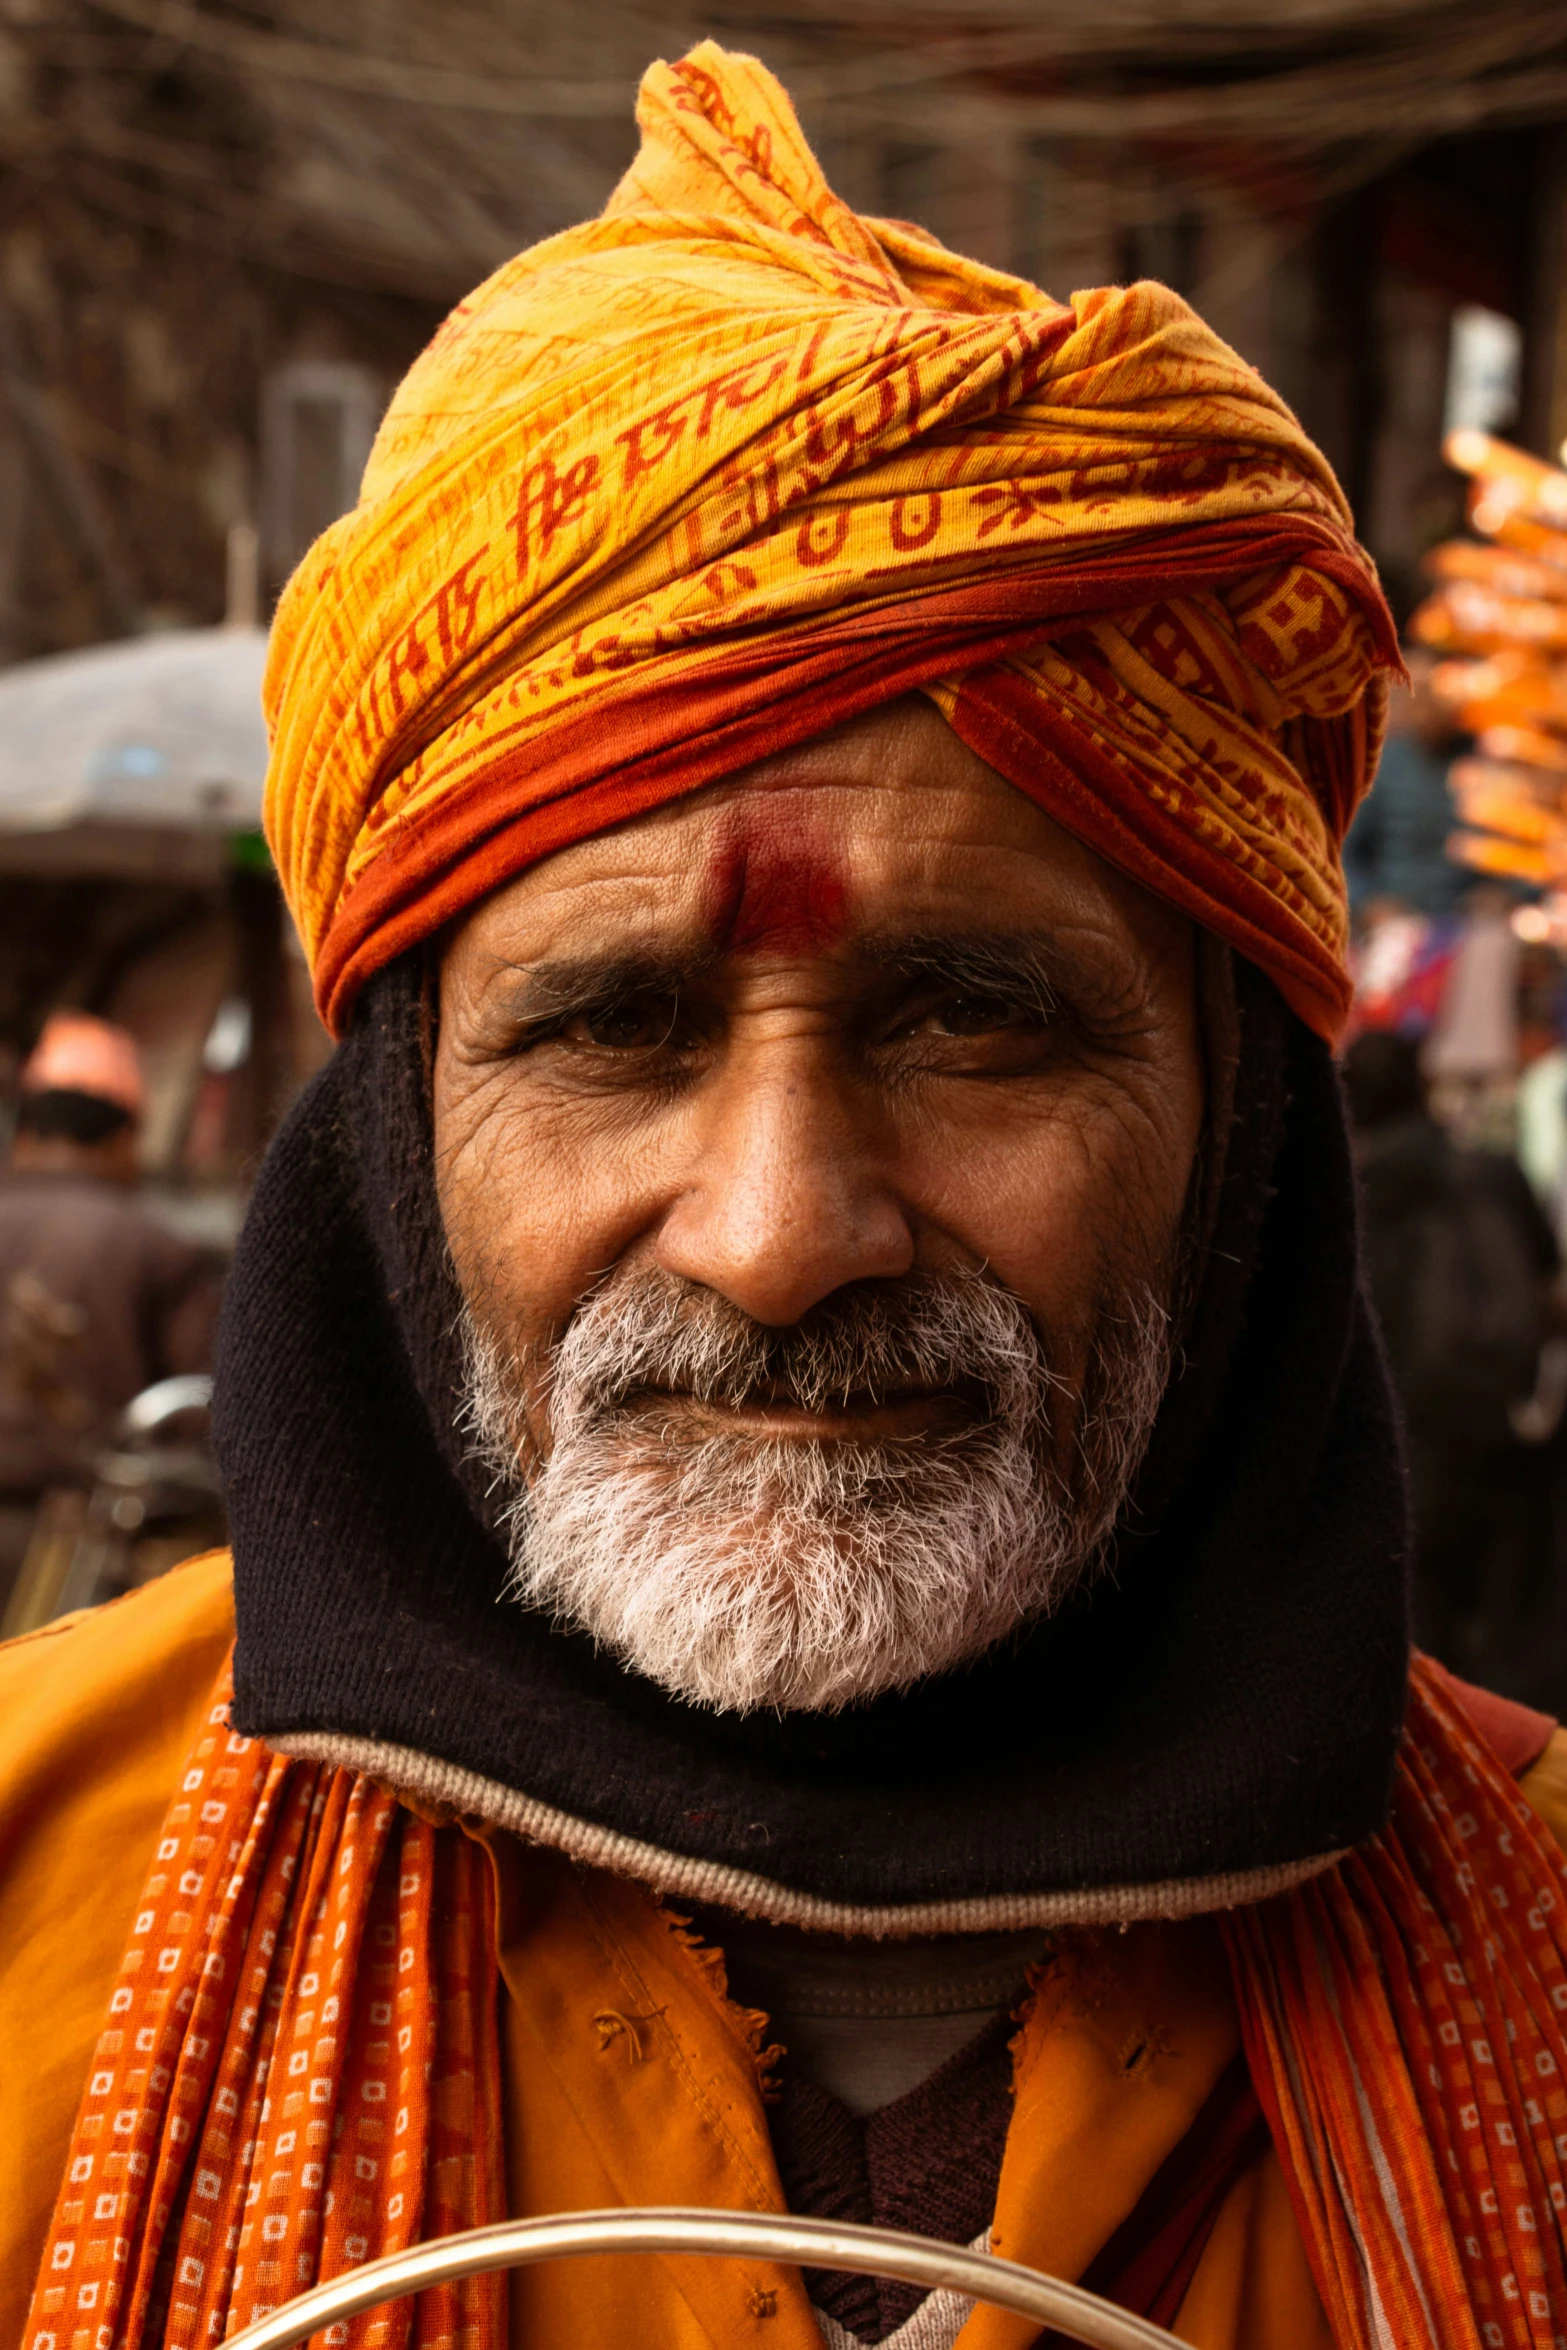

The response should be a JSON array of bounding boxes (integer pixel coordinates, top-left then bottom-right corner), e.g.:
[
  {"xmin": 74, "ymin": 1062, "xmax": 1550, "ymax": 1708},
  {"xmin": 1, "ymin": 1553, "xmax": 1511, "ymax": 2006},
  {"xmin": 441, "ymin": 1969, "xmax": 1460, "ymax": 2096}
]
[{"xmin": 615, "ymin": 1382, "xmax": 984, "ymax": 1444}]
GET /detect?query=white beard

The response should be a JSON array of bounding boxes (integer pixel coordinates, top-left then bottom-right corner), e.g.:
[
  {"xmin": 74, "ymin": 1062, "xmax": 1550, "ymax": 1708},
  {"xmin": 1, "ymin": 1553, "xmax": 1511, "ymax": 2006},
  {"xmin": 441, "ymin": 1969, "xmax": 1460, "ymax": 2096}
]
[{"xmin": 461, "ymin": 1266, "xmax": 1171, "ymax": 1716}]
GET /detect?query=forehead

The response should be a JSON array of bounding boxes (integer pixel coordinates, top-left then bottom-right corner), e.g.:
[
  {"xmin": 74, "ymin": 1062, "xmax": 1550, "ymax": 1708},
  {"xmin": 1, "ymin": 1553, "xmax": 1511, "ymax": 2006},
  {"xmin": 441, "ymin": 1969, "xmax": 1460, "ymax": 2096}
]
[{"xmin": 453, "ymin": 699, "xmax": 1175, "ymax": 964}]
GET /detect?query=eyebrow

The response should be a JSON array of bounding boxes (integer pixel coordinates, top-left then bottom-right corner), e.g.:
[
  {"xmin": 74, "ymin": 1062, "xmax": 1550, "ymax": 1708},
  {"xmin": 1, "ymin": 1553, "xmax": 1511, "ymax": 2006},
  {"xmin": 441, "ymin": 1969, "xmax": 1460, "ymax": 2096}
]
[
  {"xmin": 865, "ymin": 929, "xmax": 1075, "ymax": 1019},
  {"xmin": 489, "ymin": 928, "xmax": 1084, "ymax": 1030},
  {"xmin": 488, "ymin": 947, "xmax": 717, "ymax": 1030}
]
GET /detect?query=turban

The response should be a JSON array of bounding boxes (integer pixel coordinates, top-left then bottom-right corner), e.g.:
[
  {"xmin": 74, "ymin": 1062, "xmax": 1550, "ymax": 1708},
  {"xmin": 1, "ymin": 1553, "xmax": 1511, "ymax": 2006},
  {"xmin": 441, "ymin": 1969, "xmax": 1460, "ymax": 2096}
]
[{"xmin": 264, "ymin": 43, "xmax": 1397, "ymax": 1042}]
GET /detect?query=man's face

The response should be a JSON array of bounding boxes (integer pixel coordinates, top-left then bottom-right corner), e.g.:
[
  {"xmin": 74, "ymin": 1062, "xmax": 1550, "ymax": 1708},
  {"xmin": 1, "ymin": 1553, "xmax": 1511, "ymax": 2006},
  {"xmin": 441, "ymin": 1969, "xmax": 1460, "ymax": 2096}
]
[{"xmin": 436, "ymin": 698, "xmax": 1204, "ymax": 1711}]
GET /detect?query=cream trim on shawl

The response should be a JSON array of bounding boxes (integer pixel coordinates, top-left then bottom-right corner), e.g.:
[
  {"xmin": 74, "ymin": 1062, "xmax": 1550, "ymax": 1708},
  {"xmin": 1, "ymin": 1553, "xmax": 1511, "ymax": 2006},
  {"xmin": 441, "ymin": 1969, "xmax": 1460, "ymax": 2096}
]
[{"xmin": 270, "ymin": 1728, "xmax": 1343, "ymax": 1937}]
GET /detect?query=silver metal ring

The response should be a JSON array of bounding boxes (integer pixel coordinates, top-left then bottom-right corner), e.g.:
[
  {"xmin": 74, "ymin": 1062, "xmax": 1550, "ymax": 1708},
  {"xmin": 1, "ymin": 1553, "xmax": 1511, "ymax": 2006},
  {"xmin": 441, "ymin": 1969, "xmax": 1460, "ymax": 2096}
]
[{"xmin": 220, "ymin": 2205, "xmax": 1185, "ymax": 2350}]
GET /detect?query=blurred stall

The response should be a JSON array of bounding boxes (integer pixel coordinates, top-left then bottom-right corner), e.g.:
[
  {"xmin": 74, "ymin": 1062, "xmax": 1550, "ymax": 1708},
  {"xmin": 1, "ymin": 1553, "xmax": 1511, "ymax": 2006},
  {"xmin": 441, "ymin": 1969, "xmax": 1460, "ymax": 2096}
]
[
  {"xmin": 0, "ymin": 619, "xmax": 331, "ymax": 1629},
  {"xmin": 0, "ymin": 620, "xmax": 330, "ymax": 1239},
  {"xmin": 1351, "ymin": 435, "xmax": 1567, "ymax": 1707},
  {"xmin": 1414, "ymin": 428, "xmax": 1567, "ymax": 1172}
]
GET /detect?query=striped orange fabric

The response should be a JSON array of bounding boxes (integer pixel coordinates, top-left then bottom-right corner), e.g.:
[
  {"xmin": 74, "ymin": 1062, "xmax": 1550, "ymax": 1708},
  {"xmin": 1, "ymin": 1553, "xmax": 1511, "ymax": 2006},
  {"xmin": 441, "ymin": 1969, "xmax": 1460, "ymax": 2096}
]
[
  {"xmin": 22, "ymin": 1670, "xmax": 502, "ymax": 2350},
  {"xmin": 1224, "ymin": 1656, "xmax": 1567, "ymax": 2350},
  {"xmin": 263, "ymin": 43, "xmax": 1396, "ymax": 1046}
]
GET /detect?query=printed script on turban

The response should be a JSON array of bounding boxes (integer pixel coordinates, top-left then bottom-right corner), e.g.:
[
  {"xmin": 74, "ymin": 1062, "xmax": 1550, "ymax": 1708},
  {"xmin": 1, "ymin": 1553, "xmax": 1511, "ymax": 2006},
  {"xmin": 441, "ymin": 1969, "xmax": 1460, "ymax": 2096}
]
[{"xmin": 263, "ymin": 43, "xmax": 1398, "ymax": 1044}]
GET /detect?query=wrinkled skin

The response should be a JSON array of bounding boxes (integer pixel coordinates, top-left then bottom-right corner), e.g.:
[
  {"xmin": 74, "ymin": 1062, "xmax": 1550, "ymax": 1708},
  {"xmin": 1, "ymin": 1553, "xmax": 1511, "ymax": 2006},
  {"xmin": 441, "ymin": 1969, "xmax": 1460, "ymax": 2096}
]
[{"xmin": 435, "ymin": 697, "xmax": 1204, "ymax": 1464}]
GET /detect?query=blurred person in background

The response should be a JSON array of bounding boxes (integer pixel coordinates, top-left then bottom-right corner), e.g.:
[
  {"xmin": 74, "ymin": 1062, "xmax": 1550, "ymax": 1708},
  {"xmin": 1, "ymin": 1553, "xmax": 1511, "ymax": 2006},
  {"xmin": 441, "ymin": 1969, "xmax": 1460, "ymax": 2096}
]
[
  {"xmin": 1422, "ymin": 881, "xmax": 1523, "ymax": 1148},
  {"xmin": 1343, "ymin": 1027, "xmax": 1561, "ymax": 1697},
  {"xmin": 1516, "ymin": 929, "xmax": 1567, "ymax": 1249},
  {"xmin": 0, "ymin": 1012, "xmax": 222, "ymax": 1621}
]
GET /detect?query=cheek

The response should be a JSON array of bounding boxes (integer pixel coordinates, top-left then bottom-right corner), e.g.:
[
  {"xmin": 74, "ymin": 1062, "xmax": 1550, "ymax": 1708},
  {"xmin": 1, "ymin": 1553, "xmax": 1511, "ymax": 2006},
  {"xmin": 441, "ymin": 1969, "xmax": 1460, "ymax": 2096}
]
[
  {"xmin": 434, "ymin": 1073, "xmax": 670, "ymax": 1345},
  {"xmin": 433, "ymin": 1080, "xmax": 583, "ymax": 1341},
  {"xmin": 911, "ymin": 1069, "xmax": 1200, "ymax": 1324}
]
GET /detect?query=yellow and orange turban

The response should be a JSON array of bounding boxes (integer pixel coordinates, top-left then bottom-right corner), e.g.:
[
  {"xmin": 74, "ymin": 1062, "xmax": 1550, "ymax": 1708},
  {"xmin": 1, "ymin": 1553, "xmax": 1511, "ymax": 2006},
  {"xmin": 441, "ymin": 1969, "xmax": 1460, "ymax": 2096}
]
[{"xmin": 264, "ymin": 43, "xmax": 1397, "ymax": 1043}]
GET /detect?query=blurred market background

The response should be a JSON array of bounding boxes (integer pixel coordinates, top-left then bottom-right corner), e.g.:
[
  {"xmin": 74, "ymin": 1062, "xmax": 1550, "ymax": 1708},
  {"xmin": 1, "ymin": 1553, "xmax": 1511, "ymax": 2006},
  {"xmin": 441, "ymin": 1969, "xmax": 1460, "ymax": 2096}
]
[{"xmin": 6, "ymin": 0, "xmax": 1567, "ymax": 1685}]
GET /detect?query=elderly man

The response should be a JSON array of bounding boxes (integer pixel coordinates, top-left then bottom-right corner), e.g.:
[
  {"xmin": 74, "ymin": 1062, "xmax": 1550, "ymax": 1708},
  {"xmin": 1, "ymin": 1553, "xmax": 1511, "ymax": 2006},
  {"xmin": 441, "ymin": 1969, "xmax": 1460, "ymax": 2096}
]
[{"xmin": 7, "ymin": 46, "xmax": 1567, "ymax": 2350}]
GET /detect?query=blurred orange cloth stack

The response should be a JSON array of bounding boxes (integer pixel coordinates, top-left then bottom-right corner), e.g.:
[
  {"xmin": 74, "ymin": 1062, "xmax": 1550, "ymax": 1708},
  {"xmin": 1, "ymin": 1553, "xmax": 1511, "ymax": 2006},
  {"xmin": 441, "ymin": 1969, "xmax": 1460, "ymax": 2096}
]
[
  {"xmin": 263, "ymin": 43, "xmax": 1395, "ymax": 1047},
  {"xmin": 1417, "ymin": 430, "xmax": 1567, "ymax": 889}
]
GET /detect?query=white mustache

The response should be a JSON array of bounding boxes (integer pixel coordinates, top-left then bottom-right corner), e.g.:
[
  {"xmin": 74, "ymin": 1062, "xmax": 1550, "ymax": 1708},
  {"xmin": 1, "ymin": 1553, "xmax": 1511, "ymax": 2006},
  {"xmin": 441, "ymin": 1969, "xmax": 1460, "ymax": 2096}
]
[
  {"xmin": 461, "ymin": 1266, "xmax": 1171, "ymax": 1716},
  {"xmin": 553, "ymin": 1267, "xmax": 1058, "ymax": 1427}
]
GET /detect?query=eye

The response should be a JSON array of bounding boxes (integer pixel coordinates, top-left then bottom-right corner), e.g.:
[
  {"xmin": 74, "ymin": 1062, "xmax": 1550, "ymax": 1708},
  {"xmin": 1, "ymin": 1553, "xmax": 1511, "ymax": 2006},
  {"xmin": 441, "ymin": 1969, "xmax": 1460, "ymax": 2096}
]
[
  {"xmin": 561, "ymin": 994, "xmax": 679, "ymax": 1050},
  {"xmin": 927, "ymin": 992, "xmax": 1038, "ymax": 1037}
]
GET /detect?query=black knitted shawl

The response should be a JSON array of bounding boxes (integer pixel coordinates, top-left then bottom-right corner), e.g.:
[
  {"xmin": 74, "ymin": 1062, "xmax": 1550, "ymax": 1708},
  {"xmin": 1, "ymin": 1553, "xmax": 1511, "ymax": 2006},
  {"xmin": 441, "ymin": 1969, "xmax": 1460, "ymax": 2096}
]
[{"xmin": 215, "ymin": 953, "xmax": 1410, "ymax": 1923}]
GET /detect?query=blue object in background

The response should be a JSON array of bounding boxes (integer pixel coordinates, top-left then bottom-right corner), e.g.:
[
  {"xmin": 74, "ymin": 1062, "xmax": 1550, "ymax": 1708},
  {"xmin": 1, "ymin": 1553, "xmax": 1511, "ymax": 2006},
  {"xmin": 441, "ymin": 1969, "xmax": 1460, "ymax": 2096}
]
[{"xmin": 1344, "ymin": 733, "xmax": 1465, "ymax": 917}]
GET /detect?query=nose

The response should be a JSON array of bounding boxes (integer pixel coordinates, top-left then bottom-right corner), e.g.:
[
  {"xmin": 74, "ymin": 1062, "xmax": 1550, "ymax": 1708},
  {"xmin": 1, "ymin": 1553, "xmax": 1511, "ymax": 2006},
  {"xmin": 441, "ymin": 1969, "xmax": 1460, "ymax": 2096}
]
[{"xmin": 654, "ymin": 1057, "xmax": 914, "ymax": 1325}]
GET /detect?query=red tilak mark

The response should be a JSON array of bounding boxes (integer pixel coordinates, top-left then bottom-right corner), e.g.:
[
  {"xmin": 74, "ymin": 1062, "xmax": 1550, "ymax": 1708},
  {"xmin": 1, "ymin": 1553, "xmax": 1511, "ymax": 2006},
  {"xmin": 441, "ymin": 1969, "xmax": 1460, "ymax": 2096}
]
[{"xmin": 708, "ymin": 818, "xmax": 849, "ymax": 955}]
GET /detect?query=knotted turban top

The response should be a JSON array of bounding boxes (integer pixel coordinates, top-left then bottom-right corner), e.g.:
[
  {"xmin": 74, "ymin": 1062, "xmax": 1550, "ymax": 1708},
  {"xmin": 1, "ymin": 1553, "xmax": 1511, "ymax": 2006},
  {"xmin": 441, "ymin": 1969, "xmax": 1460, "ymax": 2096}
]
[{"xmin": 263, "ymin": 42, "xmax": 1398, "ymax": 1041}]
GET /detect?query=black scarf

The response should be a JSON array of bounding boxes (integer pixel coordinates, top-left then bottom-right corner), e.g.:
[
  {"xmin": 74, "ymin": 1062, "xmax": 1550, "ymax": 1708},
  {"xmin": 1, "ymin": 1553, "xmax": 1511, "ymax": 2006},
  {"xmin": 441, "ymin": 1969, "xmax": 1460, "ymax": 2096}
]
[{"xmin": 216, "ymin": 953, "xmax": 1410, "ymax": 1908}]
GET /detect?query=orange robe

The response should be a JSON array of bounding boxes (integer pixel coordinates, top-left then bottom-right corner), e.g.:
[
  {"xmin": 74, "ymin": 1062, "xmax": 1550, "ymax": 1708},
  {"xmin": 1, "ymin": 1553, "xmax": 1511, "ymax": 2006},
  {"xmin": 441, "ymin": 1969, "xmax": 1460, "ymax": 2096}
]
[{"xmin": 3, "ymin": 1556, "xmax": 1561, "ymax": 2348}]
